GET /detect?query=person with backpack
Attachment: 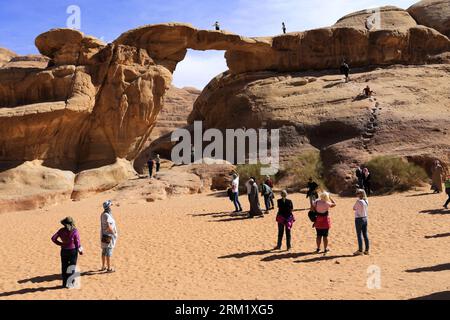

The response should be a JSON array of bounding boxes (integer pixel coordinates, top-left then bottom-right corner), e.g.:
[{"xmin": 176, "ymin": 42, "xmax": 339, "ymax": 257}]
[
  {"xmin": 444, "ymin": 175, "xmax": 450, "ymax": 209},
  {"xmin": 265, "ymin": 175, "xmax": 275, "ymax": 209},
  {"xmin": 51, "ymin": 217, "xmax": 83, "ymax": 288},
  {"xmin": 353, "ymin": 189, "xmax": 370, "ymax": 255},
  {"xmin": 340, "ymin": 59, "xmax": 350, "ymax": 83},
  {"xmin": 101, "ymin": 200, "xmax": 118, "ymax": 273},
  {"xmin": 261, "ymin": 181, "xmax": 274, "ymax": 212},
  {"xmin": 274, "ymin": 190, "xmax": 295, "ymax": 250},
  {"xmin": 311, "ymin": 192, "xmax": 336, "ymax": 254},
  {"xmin": 306, "ymin": 178, "xmax": 319, "ymax": 206},
  {"xmin": 230, "ymin": 173, "xmax": 243, "ymax": 212},
  {"xmin": 213, "ymin": 21, "xmax": 220, "ymax": 31}
]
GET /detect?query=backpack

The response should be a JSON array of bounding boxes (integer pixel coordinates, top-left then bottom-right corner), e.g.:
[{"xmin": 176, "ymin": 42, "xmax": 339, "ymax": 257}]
[
  {"xmin": 308, "ymin": 210, "xmax": 317, "ymax": 222},
  {"xmin": 227, "ymin": 188, "xmax": 233, "ymax": 201}
]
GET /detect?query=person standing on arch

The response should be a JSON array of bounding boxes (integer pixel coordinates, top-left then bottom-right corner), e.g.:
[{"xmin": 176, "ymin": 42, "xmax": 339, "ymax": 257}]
[
  {"xmin": 213, "ymin": 21, "xmax": 220, "ymax": 31},
  {"xmin": 282, "ymin": 22, "xmax": 287, "ymax": 34}
]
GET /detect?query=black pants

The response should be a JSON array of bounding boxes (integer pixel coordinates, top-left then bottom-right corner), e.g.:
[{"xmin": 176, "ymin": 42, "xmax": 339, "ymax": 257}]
[
  {"xmin": 277, "ymin": 223, "xmax": 291, "ymax": 249},
  {"xmin": 61, "ymin": 248, "xmax": 78, "ymax": 287},
  {"xmin": 364, "ymin": 182, "xmax": 371, "ymax": 196},
  {"xmin": 445, "ymin": 188, "xmax": 450, "ymax": 207},
  {"xmin": 156, "ymin": 163, "xmax": 160, "ymax": 172},
  {"xmin": 148, "ymin": 165, "xmax": 153, "ymax": 177}
]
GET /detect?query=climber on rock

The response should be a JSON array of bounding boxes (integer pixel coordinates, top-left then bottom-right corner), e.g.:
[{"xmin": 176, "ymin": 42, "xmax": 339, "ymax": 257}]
[{"xmin": 363, "ymin": 85, "xmax": 374, "ymax": 97}]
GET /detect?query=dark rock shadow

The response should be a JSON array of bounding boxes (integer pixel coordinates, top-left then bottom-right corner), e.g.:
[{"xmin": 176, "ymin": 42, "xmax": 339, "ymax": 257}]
[{"xmin": 261, "ymin": 251, "xmax": 316, "ymax": 262}]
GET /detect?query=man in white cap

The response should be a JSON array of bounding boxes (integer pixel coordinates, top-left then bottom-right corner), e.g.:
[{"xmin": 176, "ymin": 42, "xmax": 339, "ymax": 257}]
[{"xmin": 100, "ymin": 200, "xmax": 118, "ymax": 272}]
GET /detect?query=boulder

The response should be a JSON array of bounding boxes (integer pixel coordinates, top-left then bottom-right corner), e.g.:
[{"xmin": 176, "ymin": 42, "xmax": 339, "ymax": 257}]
[
  {"xmin": 408, "ymin": 0, "xmax": 450, "ymax": 37},
  {"xmin": 0, "ymin": 161, "xmax": 75, "ymax": 213}
]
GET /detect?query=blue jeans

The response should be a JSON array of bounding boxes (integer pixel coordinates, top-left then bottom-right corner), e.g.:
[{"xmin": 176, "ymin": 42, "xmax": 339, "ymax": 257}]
[
  {"xmin": 263, "ymin": 194, "xmax": 271, "ymax": 211},
  {"xmin": 233, "ymin": 192, "xmax": 242, "ymax": 211},
  {"xmin": 355, "ymin": 217, "xmax": 369, "ymax": 252}
]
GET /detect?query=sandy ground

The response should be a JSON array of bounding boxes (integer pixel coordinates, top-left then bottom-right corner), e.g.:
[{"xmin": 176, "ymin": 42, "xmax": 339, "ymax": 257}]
[{"xmin": 1, "ymin": 187, "xmax": 450, "ymax": 300}]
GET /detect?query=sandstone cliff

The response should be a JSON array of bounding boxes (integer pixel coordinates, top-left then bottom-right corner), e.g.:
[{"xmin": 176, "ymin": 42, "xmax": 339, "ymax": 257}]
[{"xmin": 0, "ymin": 1, "xmax": 449, "ymax": 210}]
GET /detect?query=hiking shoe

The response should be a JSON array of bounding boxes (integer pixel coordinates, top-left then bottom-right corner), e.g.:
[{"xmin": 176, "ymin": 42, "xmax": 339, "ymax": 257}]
[
  {"xmin": 323, "ymin": 248, "xmax": 330, "ymax": 255},
  {"xmin": 364, "ymin": 251, "xmax": 370, "ymax": 255},
  {"xmin": 273, "ymin": 246, "xmax": 281, "ymax": 250},
  {"xmin": 354, "ymin": 251, "xmax": 364, "ymax": 256},
  {"xmin": 315, "ymin": 248, "xmax": 320, "ymax": 254}
]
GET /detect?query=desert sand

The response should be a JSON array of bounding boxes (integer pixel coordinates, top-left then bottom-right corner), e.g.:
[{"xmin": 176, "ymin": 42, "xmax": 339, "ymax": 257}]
[{"xmin": 0, "ymin": 186, "xmax": 449, "ymax": 300}]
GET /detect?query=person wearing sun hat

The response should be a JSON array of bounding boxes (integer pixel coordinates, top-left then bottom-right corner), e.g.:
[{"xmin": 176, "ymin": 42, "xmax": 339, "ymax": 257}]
[
  {"xmin": 51, "ymin": 216, "xmax": 83, "ymax": 288},
  {"xmin": 100, "ymin": 200, "xmax": 118, "ymax": 273}
]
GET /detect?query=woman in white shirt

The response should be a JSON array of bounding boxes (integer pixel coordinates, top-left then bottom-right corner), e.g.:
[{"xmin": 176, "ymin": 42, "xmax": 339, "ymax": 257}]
[{"xmin": 353, "ymin": 189, "xmax": 369, "ymax": 255}]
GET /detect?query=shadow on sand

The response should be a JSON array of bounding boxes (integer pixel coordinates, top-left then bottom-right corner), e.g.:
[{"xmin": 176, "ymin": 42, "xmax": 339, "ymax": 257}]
[
  {"xmin": 419, "ymin": 209, "xmax": 449, "ymax": 215},
  {"xmin": 260, "ymin": 251, "xmax": 316, "ymax": 262},
  {"xmin": 425, "ymin": 232, "xmax": 450, "ymax": 239},
  {"xmin": 0, "ymin": 270, "xmax": 107, "ymax": 297},
  {"xmin": 218, "ymin": 249, "xmax": 274, "ymax": 259},
  {"xmin": 411, "ymin": 291, "xmax": 450, "ymax": 300},
  {"xmin": 405, "ymin": 263, "xmax": 450, "ymax": 273},
  {"xmin": 405, "ymin": 192, "xmax": 435, "ymax": 197},
  {"xmin": 294, "ymin": 254, "xmax": 355, "ymax": 264}
]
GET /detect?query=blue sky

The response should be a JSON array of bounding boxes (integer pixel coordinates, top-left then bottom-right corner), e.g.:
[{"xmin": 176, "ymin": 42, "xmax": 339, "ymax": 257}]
[{"xmin": 0, "ymin": 0, "xmax": 417, "ymax": 88}]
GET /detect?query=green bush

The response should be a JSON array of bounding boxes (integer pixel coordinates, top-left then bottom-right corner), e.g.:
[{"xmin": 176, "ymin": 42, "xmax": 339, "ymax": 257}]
[
  {"xmin": 364, "ymin": 156, "xmax": 428, "ymax": 194},
  {"xmin": 235, "ymin": 163, "xmax": 271, "ymax": 189},
  {"xmin": 276, "ymin": 150, "xmax": 324, "ymax": 191}
]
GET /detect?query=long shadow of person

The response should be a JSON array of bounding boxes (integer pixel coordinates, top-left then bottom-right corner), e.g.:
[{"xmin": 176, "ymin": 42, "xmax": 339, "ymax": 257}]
[
  {"xmin": 419, "ymin": 209, "xmax": 449, "ymax": 215},
  {"xmin": 294, "ymin": 254, "xmax": 355, "ymax": 264}
]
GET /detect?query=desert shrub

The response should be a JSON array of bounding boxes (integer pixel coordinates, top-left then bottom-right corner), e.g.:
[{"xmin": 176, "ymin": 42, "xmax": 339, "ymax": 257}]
[
  {"xmin": 276, "ymin": 150, "xmax": 324, "ymax": 191},
  {"xmin": 235, "ymin": 163, "xmax": 271, "ymax": 188},
  {"xmin": 364, "ymin": 156, "xmax": 428, "ymax": 194}
]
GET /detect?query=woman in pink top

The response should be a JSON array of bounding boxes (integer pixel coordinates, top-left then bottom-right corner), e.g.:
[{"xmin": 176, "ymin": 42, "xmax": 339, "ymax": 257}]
[
  {"xmin": 51, "ymin": 217, "xmax": 83, "ymax": 288},
  {"xmin": 311, "ymin": 192, "xmax": 336, "ymax": 254}
]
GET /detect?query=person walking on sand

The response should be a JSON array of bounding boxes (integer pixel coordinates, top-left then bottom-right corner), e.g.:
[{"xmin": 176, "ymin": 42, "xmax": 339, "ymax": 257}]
[
  {"xmin": 248, "ymin": 179, "xmax": 263, "ymax": 217},
  {"xmin": 443, "ymin": 175, "xmax": 450, "ymax": 209},
  {"xmin": 340, "ymin": 59, "xmax": 350, "ymax": 83},
  {"xmin": 306, "ymin": 177, "xmax": 319, "ymax": 206},
  {"xmin": 265, "ymin": 175, "xmax": 275, "ymax": 209},
  {"xmin": 261, "ymin": 180, "xmax": 274, "ymax": 213},
  {"xmin": 246, "ymin": 177, "xmax": 255, "ymax": 205},
  {"xmin": 353, "ymin": 189, "xmax": 370, "ymax": 255},
  {"xmin": 274, "ymin": 190, "xmax": 295, "ymax": 250},
  {"xmin": 231, "ymin": 173, "xmax": 243, "ymax": 212},
  {"xmin": 282, "ymin": 22, "xmax": 287, "ymax": 34},
  {"xmin": 431, "ymin": 160, "xmax": 444, "ymax": 193},
  {"xmin": 213, "ymin": 21, "xmax": 220, "ymax": 31},
  {"xmin": 311, "ymin": 192, "xmax": 336, "ymax": 254},
  {"xmin": 155, "ymin": 154, "xmax": 161, "ymax": 173},
  {"xmin": 51, "ymin": 217, "xmax": 83, "ymax": 288},
  {"xmin": 147, "ymin": 158, "xmax": 154, "ymax": 178},
  {"xmin": 362, "ymin": 167, "xmax": 371, "ymax": 196},
  {"xmin": 101, "ymin": 200, "xmax": 118, "ymax": 273}
]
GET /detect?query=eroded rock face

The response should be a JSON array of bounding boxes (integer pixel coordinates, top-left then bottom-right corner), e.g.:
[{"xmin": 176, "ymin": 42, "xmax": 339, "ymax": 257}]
[
  {"xmin": 408, "ymin": 0, "xmax": 450, "ymax": 38},
  {"xmin": 1, "ymin": 2, "xmax": 450, "ymax": 208},
  {"xmin": 334, "ymin": 6, "xmax": 418, "ymax": 30},
  {"xmin": 188, "ymin": 64, "xmax": 450, "ymax": 194},
  {"xmin": 0, "ymin": 48, "xmax": 17, "ymax": 66}
]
